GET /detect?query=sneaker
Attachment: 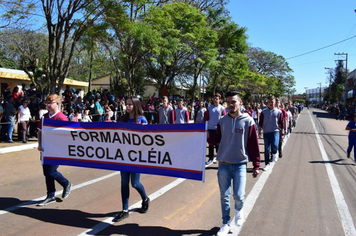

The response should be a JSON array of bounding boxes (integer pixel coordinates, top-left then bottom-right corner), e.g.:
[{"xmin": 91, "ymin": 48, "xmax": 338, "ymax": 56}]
[
  {"xmin": 206, "ymin": 159, "xmax": 213, "ymax": 165},
  {"xmin": 263, "ymin": 164, "xmax": 270, "ymax": 171},
  {"xmin": 235, "ymin": 210, "xmax": 243, "ymax": 226},
  {"xmin": 141, "ymin": 197, "xmax": 150, "ymax": 213},
  {"xmin": 347, "ymin": 153, "xmax": 350, "ymax": 158},
  {"xmin": 217, "ymin": 224, "xmax": 230, "ymax": 236},
  {"xmin": 213, "ymin": 157, "xmax": 217, "ymax": 164},
  {"xmin": 112, "ymin": 211, "xmax": 129, "ymax": 222},
  {"xmin": 273, "ymin": 154, "xmax": 278, "ymax": 162},
  {"xmin": 37, "ymin": 196, "xmax": 56, "ymax": 206},
  {"xmin": 62, "ymin": 182, "xmax": 72, "ymax": 199},
  {"xmin": 279, "ymin": 152, "xmax": 283, "ymax": 158}
]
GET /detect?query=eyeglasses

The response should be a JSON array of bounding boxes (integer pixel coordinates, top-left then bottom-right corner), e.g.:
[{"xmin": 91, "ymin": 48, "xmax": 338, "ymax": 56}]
[{"xmin": 44, "ymin": 101, "xmax": 57, "ymax": 105}]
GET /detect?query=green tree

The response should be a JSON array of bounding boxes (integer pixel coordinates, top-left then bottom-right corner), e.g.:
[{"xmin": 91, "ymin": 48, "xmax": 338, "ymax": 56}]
[
  {"xmin": 0, "ymin": 0, "xmax": 35, "ymax": 28},
  {"xmin": 103, "ymin": 0, "xmax": 159, "ymax": 96},
  {"xmin": 40, "ymin": 0, "xmax": 112, "ymax": 94},
  {"xmin": 246, "ymin": 47, "xmax": 295, "ymax": 97},
  {"xmin": 205, "ymin": 8, "xmax": 249, "ymax": 98},
  {"xmin": 0, "ymin": 28, "xmax": 49, "ymax": 88},
  {"xmin": 145, "ymin": 2, "xmax": 218, "ymax": 100}
]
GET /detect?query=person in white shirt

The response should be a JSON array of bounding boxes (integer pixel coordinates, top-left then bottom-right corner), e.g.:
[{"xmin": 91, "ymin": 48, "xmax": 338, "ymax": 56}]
[{"xmin": 17, "ymin": 99, "xmax": 32, "ymax": 143}]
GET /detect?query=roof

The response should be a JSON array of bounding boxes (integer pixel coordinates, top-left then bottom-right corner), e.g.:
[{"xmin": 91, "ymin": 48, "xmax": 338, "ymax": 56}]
[
  {"xmin": 92, "ymin": 73, "xmax": 111, "ymax": 81},
  {"xmin": 0, "ymin": 67, "xmax": 88, "ymax": 87}
]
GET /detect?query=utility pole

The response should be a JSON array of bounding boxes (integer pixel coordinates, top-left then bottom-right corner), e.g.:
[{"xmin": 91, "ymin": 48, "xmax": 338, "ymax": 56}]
[
  {"xmin": 334, "ymin": 53, "xmax": 348, "ymax": 107},
  {"xmin": 304, "ymin": 87, "xmax": 308, "ymax": 101},
  {"xmin": 325, "ymin": 67, "xmax": 332, "ymax": 103},
  {"xmin": 317, "ymin": 83, "xmax": 322, "ymax": 104}
]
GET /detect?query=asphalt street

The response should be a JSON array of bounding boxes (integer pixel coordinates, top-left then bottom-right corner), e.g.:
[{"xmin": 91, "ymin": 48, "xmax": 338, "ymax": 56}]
[{"xmin": 0, "ymin": 107, "xmax": 355, "ymax": 236}]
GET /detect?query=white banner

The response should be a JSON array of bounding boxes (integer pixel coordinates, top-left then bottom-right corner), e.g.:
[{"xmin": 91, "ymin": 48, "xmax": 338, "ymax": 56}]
[{"xmin": 42, "ymin": 119, "xmax": 206, "ymax": 181}]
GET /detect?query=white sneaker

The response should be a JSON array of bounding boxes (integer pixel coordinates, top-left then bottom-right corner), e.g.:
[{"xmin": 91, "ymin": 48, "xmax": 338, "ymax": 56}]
[
  {"xmin": 235, "ymin": 209, "xmax": 243, "ymax": 226},
  {"xmin": 273, "ymin": 154, "xmax": 278, "ymax": 162},
  {"xmin": 217, "ymin": 224, "xmax": 230, "ymax": 236},
  {"xmin": 263, "ymin": 164, "xmax": 270, "ymax": 171},
  {"xmin": 213, "ymin": 157, "xmax": 217, "ymax": 164}
]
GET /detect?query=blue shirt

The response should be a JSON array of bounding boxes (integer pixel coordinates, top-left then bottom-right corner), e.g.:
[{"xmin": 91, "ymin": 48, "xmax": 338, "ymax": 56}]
[
  {"xmin": 94, "ymin": 101, "xmax": 103, "ymax": 114},
  {"xmin": 347, "ymin": 120, "xmax": 356, "ymax": 138},
  {"xmin": 127, "ymin": 115, "xmax": 148, "ymax": 124}
]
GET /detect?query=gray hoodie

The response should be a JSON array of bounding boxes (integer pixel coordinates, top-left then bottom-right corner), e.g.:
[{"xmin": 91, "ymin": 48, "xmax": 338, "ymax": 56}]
[{"xmin": 208, "ymin": 113, "xmax": 260, "ymax": 170}]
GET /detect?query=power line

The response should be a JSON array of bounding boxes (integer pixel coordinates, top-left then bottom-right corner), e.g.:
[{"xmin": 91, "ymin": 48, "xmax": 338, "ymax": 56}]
[{"xmin": 286, "ymin": 35, "xmax": 356, "ymax": 60}]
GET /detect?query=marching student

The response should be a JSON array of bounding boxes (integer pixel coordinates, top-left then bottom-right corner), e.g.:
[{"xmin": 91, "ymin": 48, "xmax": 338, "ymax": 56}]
[
  {"xmin": 276, "ymin": 98, "xmax": 287, "ymax": 158},
  {"xmin": 258, "ymin": 95, "xmax": 284, "ymax": 171},
  {"xmin": 194, "ymin": 100, "xmax": 206, "ymax": 123},
  {"xmin": 113, "ymin": 96, "xmax": 150, "ymax": 222},
  {"xmin": 207, "ymin": 91, "xmax": 260, "ymax": 235},
  {"xmin": 174, "ymin": 98, "xmax": 189, "ymax": 124},
  {"xmin": 37, "ymin": 94, "xmax": 72, "ymax": 206},
  {"xmin": 204, "ymin": 93, "xmax": 226, "ymax": 165},
  {"xmin": 156, "ymin": 96, "xmax": 175, "ymax": 124}
]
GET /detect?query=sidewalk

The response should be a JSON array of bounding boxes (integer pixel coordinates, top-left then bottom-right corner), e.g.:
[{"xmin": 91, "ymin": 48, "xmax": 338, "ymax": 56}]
[{"xmin": 0, "ymin": 135, "xmax": 38, "ymax": 154}]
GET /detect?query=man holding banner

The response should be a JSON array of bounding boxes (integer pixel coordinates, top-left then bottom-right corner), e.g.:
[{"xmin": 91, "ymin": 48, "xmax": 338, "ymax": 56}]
[
  {"xmin": 207, "ymin": 91, "xmax": 260, "ymax": 236},
  {"xmin": 37, "ymin": 94, "xmax": 72, "ymax": 206}
]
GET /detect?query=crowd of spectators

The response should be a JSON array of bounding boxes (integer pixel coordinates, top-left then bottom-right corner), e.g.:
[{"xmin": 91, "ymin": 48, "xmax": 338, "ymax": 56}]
[{"xmin": 3, "ymin": 81, "xmax": 348, "ymax": 144}]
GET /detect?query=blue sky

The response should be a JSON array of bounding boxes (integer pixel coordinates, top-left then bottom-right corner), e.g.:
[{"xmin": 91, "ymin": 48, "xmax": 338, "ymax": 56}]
[{"xmin": 227, "ymin": 0, "xmax": 356, "ymax": 94}]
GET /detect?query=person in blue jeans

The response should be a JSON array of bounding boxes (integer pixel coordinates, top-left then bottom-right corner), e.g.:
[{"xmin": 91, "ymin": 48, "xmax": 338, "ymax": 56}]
[
  {"xmin": 4, "ymin": 95, "xmax": 17, "ymax": 143},
  {"xmin": 207, "ymin": 91, "xmax": 260, "ymax": 236},
  {"xmin": 113, "ymin": 96, "xmax": 150, "ymax": 222},
  {"xmin": 346, "ymin": 113, "xmax": 356, "ymax": 161},
  {"xmin": 37, "ymin": 94, "xmax": 72, "ymax": 206},
  {"xmin": 258, "ymin": 95, "xmax": 284, "ymax": 171}
]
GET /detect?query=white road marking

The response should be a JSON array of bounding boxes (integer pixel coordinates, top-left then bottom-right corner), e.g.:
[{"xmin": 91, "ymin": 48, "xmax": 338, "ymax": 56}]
[
  {"xmin": 78, "ymin": 178, "xmax": 186, "ymax": 235},
  {"xmin": 0, "ymin": 172, "xmax": 120, "ymax": 216},
  {"xmin": 231, "ymin": 133, "xmax": 287, "ymax": 235},
  {"xmin": 0, "ymin": 143, "xmax": 37, "ymax": 154},
  {"xmin": 308, "ymin": 109, "xmax": 356, "ymax": 235}
]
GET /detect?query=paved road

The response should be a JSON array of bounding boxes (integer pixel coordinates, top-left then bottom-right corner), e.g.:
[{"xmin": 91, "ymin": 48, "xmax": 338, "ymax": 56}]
[{"xmin": 0, "ymin": 108, "xmax": 355, "ymax": 236}]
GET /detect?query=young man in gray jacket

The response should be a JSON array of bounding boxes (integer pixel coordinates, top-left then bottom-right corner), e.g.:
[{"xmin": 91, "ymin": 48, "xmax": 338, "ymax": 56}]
[
  {"xmin": 208, "ymin": 91, "xmax": 260, "ymax": 236},
  {"xmin": 258, "ymin": 95, "xmax": 284, "ymax": 171}
]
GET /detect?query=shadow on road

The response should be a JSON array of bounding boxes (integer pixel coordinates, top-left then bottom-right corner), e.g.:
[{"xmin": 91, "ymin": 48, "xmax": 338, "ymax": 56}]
[
  {"xmin": 312, "ymin": 110, "xmax": 350, "ymax": 121},
  {"xmin": 309, "ymin": 159, "xmax": 355, "ymax": 166},
  {"xmin": 99, "ymin": 223, "xmax": 219, "ymax": 236},
  {"xmin": 1, "ymin": 197, "xmax": 219, "ymax": 235}
]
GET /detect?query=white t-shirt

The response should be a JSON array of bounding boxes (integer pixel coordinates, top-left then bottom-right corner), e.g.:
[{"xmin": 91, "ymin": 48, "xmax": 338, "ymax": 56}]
[{"xmin": 18, "ymin": 105, "xmax": 31, "ymax": 121}]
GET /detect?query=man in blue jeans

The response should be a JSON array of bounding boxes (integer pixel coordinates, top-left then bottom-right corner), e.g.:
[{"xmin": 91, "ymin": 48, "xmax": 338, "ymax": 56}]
[
  {"xmin": 208, "ymin": 91, "xmax": 260, "ymax": 236},
  {"xmin": 4, "ymin": 95, "xmax": 17, "ymax": 143},
  {"xmin": 204, "ymin": 93, "xmax": 226, "ymax": 165},
  {"xmin": 258, "ymin": 95, "xmax": 284, "ymax": 171}
]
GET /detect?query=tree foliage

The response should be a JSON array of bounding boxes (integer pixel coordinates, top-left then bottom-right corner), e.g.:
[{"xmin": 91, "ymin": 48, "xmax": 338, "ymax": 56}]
[
  {"xmin": 246, "ymin": 47, "xmax": 295, "ymax": 98},
  {"xmin": 0, "ymin": 0, "xmax": 297, "ymax": 99},
  {"xmin": 0, "ymin": 28, "xmax": 49, "ymax": 88},
  {"xmin": 0, "ymin": 0, "xmax": 35, "ymax": 28}
]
